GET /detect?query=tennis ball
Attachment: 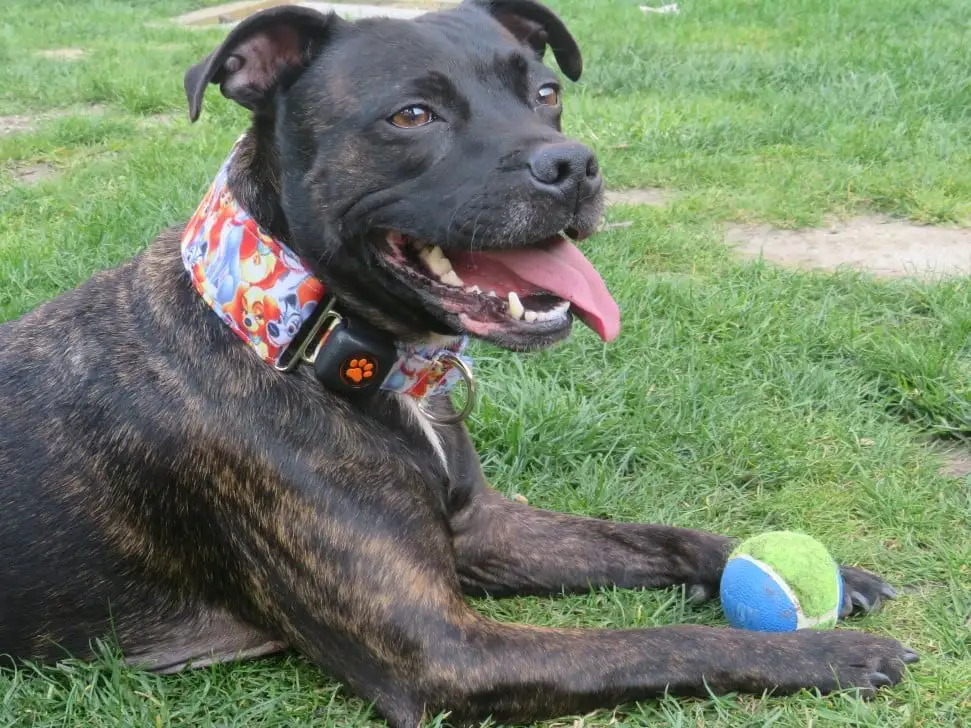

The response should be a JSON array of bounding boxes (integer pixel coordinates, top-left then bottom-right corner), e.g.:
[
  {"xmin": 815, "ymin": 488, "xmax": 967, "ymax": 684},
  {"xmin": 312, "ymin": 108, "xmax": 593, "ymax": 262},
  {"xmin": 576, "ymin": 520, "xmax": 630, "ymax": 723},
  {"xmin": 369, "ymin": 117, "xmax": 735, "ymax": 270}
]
[{"xmin": 719, "ymin": 531, "xmax": 843, "ymax": 632}]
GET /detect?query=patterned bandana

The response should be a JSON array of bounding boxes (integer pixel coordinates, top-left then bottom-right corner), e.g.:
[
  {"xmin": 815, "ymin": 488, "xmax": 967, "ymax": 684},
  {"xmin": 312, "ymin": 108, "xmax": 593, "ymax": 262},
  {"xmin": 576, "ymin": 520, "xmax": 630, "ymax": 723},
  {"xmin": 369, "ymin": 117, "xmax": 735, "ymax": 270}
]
[{"xmin": 180, "ymin": 141, "xmax": 471, "ymax": 401}]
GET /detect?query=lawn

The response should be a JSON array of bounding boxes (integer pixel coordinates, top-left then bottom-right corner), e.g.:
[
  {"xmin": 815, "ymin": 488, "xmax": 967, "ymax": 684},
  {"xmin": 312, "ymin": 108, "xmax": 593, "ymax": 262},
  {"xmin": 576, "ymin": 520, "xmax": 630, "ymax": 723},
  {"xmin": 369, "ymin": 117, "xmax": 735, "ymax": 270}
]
[{"xmin": 1, "ymin": 0, "xmax": 970, "ymax": 725}]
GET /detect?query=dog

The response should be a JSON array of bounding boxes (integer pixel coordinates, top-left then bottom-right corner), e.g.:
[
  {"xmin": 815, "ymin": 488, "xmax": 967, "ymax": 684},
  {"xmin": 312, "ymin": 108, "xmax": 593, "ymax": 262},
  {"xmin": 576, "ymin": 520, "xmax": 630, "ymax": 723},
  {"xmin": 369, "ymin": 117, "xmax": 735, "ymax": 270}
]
[{"xmin": 0, "ymin": 1, "xmax": 916, "ymax": 725}]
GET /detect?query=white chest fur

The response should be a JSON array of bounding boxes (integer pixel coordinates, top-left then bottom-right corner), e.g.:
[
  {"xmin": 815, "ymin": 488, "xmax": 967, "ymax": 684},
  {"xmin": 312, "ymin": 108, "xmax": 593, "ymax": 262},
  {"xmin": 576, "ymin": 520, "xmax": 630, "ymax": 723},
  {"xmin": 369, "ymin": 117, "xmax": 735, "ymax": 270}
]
[{"xmin": 396, "ymin": 394, "xmax": 448, "ymax": 472}]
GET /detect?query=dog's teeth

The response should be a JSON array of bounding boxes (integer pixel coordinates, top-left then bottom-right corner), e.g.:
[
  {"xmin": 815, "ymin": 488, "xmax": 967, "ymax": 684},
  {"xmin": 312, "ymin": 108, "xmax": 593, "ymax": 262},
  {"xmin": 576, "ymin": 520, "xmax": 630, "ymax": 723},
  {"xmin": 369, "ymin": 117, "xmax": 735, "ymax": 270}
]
[
  {"xmin": 423, "ymin": 245, "xmax": 457, "ymax": 278},
  {"xmin": 546, "ymin": 301, "xmax": 570, "ymax": 319},
  {"xmin": 417, "ymin": 243, "xmax": 463, "ymax": 285},
  {"xmin": 429, "ymin": 258, "xmax": 452, "ymax": 276},
  {"xmin": 440, "ymin": 270, "xmax": 464, "ymax": 287},
  {"xmin": 466, "ymin": 285, "xmax": 482, "ymax": 295},
  {"xmin": 507, "ymin": 291, "xmax": 524, "ymax": 320},
  {"xmin": 531, "ymin": 302, "xmax": 570, "ymax": 322},
  {"xmin": 524, "ymin": 310, "xmax": 538, "ymax": 323},
  {"xmin": 487, "ymin": 290, "xmax": 498, "ymax": 298}
]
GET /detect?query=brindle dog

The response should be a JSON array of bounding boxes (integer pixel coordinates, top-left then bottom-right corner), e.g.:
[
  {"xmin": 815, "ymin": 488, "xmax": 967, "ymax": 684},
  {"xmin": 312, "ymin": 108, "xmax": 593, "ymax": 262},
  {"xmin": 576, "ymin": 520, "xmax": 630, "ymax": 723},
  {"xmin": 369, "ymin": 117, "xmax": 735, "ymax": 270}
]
[{"xmin": 0, "ymin": 1, "xmax": 916, "ymax": 725}]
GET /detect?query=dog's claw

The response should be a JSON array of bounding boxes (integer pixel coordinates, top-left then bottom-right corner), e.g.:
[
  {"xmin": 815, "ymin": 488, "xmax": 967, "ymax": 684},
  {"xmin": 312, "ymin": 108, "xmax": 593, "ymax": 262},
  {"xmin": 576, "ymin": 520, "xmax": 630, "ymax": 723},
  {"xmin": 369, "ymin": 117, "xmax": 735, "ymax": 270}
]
[
  {"xmin": 902, "ymin": 648, "xmax": 920, "ymax": 664},
  {"xmin": 850, "ymin": 590, "xmax": 873, "ymax": 612},
  {"xmin": 869, "ymin": 671, "xmax": 892, "ymax": 687},
  {"xmin": 839, "ymin": 565, "xmax": 895, "ymax": 618}
]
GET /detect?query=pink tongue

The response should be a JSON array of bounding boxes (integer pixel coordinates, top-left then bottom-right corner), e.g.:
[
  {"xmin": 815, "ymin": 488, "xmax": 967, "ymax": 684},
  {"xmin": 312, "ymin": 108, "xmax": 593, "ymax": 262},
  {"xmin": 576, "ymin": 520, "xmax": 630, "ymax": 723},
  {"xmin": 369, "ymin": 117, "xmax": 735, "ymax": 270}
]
[{"xmin": 448, "ymin": 237, "xmax": 621, "ymax": 342}]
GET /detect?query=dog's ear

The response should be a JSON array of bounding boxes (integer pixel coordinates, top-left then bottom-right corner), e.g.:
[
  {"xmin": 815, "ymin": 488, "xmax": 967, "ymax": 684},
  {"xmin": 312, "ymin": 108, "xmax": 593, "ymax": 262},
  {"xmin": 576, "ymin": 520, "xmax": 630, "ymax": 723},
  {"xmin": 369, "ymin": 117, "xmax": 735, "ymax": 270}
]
[
  {"xmin": 184, "ymin": 6, "xmax": 341, "ymax": 122},
  {"xmin": 467, "ymin": 0, "xmax": 582, "ymax": 81}
]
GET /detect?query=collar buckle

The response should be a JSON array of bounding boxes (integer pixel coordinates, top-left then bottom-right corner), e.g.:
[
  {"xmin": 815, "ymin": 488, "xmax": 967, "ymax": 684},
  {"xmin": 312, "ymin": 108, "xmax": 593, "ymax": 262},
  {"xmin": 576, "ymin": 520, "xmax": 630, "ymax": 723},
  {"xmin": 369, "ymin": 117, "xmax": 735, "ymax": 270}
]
[
  {"xmin": 274, "ymin": 297, "xmax": 342, "ymax": 373},
  {"xmin": 276, "ymin": 298, "xmax": 477, "ymax": 423}
]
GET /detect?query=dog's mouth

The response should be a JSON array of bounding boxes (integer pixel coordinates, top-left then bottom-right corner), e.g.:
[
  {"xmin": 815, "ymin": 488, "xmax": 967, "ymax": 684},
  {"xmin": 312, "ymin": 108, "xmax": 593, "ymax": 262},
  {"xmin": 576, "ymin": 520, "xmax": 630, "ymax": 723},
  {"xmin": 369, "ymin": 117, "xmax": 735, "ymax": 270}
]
[{"xmin": 380, "ymin": 231, "xmax": 620, "ymax": 345}]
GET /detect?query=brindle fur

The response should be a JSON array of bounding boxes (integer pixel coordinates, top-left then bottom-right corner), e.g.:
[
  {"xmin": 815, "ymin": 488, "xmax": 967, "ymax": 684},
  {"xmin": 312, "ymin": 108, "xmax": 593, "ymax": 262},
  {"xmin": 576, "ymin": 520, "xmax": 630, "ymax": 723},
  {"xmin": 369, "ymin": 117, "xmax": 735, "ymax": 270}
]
[{"xmin": 0, "ymin": 1, "xmax": 915, "ymax": 725}]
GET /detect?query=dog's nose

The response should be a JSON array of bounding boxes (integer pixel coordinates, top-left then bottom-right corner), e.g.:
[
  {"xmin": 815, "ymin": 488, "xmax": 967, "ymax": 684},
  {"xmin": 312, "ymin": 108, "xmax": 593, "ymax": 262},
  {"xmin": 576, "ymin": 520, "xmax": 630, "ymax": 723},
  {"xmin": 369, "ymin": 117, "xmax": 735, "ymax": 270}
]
[{"xmin": 528, "ymin": 142, "xmax": 600, "ymax": 197}]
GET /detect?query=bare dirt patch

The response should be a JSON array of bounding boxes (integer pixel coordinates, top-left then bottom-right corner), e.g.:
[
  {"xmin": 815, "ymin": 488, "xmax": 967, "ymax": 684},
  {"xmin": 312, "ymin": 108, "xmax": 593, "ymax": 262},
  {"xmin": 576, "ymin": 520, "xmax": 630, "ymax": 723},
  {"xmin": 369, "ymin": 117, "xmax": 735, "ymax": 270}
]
[
  {"xmin": 937, "ymin": 445, "xmax": 971, "ymax": 479},
  {"xmin": 8, "ymin": 163, "xmax": 57, "ymax": 185},
  {"xmin": 36, "ymin": 48, "xmax": 85, "ymax": 61},
  {"xmin": 0, "ymin": 116, "xmax": 38, "ymax": 137},
  {"xmin": 727, "ymin": 215, "xmax": 971, "ymax": 279},
  {"xmin": 605, "ymin": 188, "xmax": 672, "ymax": 207},
  {"xmin": 0, "ymin": 105, "xmax": 107, "ymax": 138}
]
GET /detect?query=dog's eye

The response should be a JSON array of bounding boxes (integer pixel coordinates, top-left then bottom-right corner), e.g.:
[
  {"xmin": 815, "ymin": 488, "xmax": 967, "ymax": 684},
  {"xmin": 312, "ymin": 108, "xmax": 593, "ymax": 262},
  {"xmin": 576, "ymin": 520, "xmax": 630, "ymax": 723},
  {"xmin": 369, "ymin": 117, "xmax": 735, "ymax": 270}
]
[
  {"xmin": 536, "ymin": 85, "xmax": 561, "ymax": 108},
  {"xmin": 389, "ymin": 105, "xmax": 435, "ymax": 128}
]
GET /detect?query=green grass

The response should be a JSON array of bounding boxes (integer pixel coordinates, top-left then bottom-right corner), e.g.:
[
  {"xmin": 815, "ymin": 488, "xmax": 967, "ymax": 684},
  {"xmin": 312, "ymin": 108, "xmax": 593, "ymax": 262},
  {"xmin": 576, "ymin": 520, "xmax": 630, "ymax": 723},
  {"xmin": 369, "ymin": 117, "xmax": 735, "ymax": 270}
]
[{"xmin": 2, "ymin": 0, "xmax": 970, "ymax": 725}]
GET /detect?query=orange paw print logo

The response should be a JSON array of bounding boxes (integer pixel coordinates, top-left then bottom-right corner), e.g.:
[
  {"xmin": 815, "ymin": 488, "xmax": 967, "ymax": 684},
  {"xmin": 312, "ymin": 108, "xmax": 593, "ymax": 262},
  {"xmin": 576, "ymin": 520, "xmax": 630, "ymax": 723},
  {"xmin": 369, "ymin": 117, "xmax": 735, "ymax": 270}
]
[{"xmin": 341, "ymin": 355, "xmax": 377, "ymax": 387}]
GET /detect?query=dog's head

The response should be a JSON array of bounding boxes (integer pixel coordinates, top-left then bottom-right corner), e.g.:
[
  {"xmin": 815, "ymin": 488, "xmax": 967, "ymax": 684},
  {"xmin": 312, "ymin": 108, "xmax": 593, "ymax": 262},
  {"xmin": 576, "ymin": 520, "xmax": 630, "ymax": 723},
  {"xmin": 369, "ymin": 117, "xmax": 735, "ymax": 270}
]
[{"xmin": 185, "ymin": 0, "xmax": 619, "ymax": 351}]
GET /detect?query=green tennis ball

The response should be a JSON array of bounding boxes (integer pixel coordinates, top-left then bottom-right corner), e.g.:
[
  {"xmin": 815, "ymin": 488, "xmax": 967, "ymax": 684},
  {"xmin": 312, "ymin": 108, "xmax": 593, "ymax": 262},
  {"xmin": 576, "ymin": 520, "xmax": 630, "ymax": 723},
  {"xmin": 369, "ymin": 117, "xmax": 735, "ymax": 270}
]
[{"xmin": 720, "ymin": 531, "xmax": 843, "ymax": 632}]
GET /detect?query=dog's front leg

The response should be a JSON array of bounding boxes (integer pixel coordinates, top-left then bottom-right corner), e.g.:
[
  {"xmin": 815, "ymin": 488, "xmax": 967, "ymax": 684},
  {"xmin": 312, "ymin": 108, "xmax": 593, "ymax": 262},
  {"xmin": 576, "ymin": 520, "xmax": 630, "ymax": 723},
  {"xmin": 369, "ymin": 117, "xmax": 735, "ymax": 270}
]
[
  {"xmin": 453, "ymin": 487, "xmax": 895, "ymax": 615},
  {"xmin": 436, "ymin": 421, "xmax": 732, "ymax": 600},
  {"xmin": 445, "ymin": 429, "xmax": 896, "ymax": 615},
  {"xmin": 452, "ymin": 485, "xmax": 733, "ymax": 600}
]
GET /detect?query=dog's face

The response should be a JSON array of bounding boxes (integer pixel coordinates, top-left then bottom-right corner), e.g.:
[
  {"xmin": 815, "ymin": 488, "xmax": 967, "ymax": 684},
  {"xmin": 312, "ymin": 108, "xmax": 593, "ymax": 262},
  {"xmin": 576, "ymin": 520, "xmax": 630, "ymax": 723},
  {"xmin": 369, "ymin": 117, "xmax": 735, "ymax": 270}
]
[{"xmin": 185, "ymin": 0, "xmax": 619, "ymax": 351}]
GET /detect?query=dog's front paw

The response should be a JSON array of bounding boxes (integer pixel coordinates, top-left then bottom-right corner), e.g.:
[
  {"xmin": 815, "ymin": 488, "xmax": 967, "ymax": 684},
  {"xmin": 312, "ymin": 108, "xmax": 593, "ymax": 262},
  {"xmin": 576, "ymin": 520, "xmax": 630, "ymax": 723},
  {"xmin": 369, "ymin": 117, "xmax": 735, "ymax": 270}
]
[
  {"xmin": 794, "ymin": 629, "xmax": 918, "ymax": 697},
  {"xmin": 839, "ymin": 565, "xmax": 897, "ymax": 619}
]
